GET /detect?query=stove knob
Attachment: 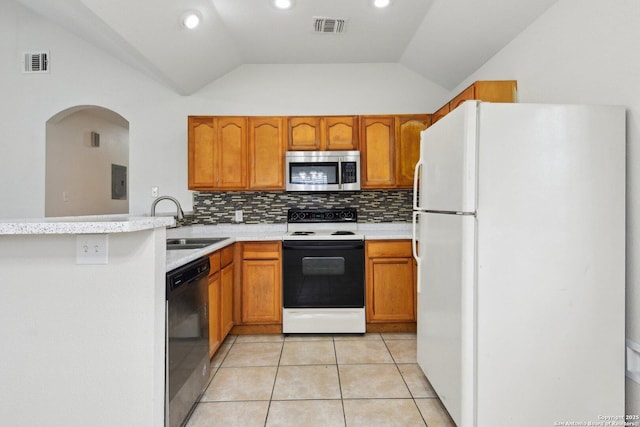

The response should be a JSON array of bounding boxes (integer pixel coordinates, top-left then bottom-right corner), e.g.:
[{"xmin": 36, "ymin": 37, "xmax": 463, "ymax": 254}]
[{"xmin": 325, "ymin": 212, "xmax": 334, "ymax": 220}]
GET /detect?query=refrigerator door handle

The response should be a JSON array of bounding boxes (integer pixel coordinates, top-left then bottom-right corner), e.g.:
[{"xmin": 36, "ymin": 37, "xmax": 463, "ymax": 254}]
[
  {"xmin": 413, "ymin": 159, "xmax": 423, "ymax": 210},
  {"xmin": 412, "ymin": 210, "xmax": 422, "ymax": 293}
]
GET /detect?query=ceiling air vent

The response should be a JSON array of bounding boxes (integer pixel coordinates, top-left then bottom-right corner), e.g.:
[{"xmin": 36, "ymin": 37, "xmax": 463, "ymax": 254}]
[
  {"xmin": 23, "ymin": 52, "xmax": 49, "ymax": 73},
  {"xmin": 313, "ymin": 17, "xmax": 347, "ymax": 34}
]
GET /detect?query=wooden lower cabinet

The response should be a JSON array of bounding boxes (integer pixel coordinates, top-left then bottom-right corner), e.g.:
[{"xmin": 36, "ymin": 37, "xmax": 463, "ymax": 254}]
[
  {"xmin": 240, "ymin": 242, "xmax": 282, "ymax": 325},
  {"xmin": 220, "ymin": 246, "xmax": 235, "ymax": 337},
  {"xmin": 208, "ymin": 245, "xmax": 235, "ymax": 357},
  {"xmin": 208, "ymin": 251, "xmax": 222, "ymax": 357},
  {"xmin": 365, "ymin": 240, "xmax": 416, "ymax": 326}
]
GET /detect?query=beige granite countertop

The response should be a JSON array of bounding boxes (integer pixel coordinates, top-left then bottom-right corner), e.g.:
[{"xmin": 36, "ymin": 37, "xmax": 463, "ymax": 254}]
[
  {"xmin": 0, "ymin": 214, "xmax": 174, "ymax": 235},
  {"xmin": 165, "ymin": 222, "xmax": 412, "ymax": 272}
]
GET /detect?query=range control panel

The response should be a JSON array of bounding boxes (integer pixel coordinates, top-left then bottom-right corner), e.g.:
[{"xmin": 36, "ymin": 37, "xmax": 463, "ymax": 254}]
[{"xmin": 287, "ymin": 208, "xmax": 358, "ymax": 223}]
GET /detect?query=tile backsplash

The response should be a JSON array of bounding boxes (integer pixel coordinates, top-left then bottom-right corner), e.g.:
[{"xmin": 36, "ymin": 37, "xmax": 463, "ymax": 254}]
[{"xmin": 192, "ymin": 190, "xmax": 413, "ymax": 224}]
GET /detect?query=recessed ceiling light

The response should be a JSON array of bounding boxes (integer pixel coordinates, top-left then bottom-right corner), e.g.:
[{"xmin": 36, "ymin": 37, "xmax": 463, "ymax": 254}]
[
  {"xmin": 373, "ymin": 0, "xmax": 391, "ymax": 8},
  {"xmin": 274, "ymin": 0, "xmax": 293, "ymax": 10},
  {"xmin": 181, "ymin": 11, "xmax": 201, "ymax": 29}
]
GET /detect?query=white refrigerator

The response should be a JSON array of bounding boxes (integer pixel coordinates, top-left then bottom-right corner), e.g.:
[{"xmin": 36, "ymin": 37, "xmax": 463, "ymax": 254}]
[{"xmin": 412, "ymin": 101, "xmax": 626, "ymax": 427}]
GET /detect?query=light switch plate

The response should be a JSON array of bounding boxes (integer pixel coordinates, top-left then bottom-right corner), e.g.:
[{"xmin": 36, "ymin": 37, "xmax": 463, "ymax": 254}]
[{"xmin": 76, "ymin": 234, "xmax": 109, "ymax": 265}]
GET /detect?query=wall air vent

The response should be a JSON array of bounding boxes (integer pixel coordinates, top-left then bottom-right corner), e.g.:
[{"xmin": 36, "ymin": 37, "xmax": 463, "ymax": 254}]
[
  {"xmin": 23, "ymin": 52, "xmax": 49, "ymax": 73},
  {"xmin": 313, "ymin": 17, "xmax": 347, "ymax": 34}
]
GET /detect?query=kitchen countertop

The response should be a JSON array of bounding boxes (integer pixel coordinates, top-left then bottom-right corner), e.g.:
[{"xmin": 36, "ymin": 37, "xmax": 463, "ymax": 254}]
[
  {"xmin": 0, "ymin": 214, "xmax": 174, "ymax": 234},
  {"xmin": 165, "ymin": 222, "xmax": 412, "ymax": 272}
]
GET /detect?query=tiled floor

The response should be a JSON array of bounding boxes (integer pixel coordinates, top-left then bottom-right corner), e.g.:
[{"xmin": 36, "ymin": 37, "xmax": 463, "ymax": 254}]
[{"xmin": 185, "ymin": 332, "xmax": 456, "ymax": 427}]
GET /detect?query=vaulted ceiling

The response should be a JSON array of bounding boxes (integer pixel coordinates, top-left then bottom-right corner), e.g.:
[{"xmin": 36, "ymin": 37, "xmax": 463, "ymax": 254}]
[{"xmin": 16, "ymin": 0, "xmax": 558, "ymax": 95}]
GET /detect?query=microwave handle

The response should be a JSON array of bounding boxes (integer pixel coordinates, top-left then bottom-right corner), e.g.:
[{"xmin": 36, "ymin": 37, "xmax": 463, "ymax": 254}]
[{"xmin": 338, "ymin": 158, "xmax": 342, "ymax": 189}]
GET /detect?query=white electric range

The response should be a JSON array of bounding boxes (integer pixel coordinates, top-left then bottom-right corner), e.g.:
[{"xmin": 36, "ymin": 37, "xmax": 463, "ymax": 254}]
[{"xmin": 282, "ymin": 208, "xmax": 365, "ymax": 334}]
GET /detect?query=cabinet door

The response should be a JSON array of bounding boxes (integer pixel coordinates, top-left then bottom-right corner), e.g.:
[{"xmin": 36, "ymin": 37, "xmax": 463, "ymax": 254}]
[
  {"xmin": 249, "ymin": 117, "xmax": 285, "ymax": 190},
  {"xmin": 188, "ymin": 117, "xmax": 216, "ymax": 189},
  {"xmin": 208, "ymin": 272, "xmax": 222, "ymax": 357},
  {"xmin": 241, "ymin": 259, "xmax": 282, "ymax": 324},
  {"xmin": 366, "ymin": 241, "xmax": 416, "ymax": 323},
  {"xmin": 216, "ymin": 117, "xmax": 247, "ymax": 189},
  {"xmin": 221, "ymin": 263, "xmax": 234, "ymax": 337},
  {"xmin": 367, "ymin": 257, "xmax": 416, "ymax": 322},
  {"xmin": 361, "ymin": 116, "xmax": 395, "ymax": 188},
  {"xmin": 324, "ymin": 116, "xmax": 358, "ymax": 150},
  {"xmin": 288, "ymin": 117, "xmax": 321, "ymax": 150},
  {"xmin": 396, "ymin": 115, "xmax": 430, "ymax": 187}
]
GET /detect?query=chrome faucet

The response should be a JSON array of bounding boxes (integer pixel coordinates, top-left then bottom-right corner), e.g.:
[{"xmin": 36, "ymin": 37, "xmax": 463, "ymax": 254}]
[{"xmin": 150, "ymin": 196, "xmax": 184, "ymax": 220}]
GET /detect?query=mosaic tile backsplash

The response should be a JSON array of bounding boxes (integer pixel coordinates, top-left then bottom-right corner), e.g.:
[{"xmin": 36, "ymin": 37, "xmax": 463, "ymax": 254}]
[{"xmin": 192, "ymin": 190, "xmax": 413, "ymax": 224}]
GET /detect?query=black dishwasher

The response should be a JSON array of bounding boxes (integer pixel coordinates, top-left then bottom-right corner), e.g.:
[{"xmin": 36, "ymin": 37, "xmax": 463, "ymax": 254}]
[{"xmin": 166, "ymin": 257, "xmax": 210, "ymax": 427}]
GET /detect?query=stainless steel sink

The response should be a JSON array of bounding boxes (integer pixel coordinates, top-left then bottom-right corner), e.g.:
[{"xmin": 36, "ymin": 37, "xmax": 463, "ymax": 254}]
[{"xmin": 166, "ymin": 237, "xmax": 229, "ymax": 250}]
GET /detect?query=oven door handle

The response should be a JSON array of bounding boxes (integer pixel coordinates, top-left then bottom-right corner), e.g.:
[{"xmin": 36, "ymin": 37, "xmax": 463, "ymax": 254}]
[{"xmin": 283, "ymin": 242, "xmax": 364, "ymax": 250}]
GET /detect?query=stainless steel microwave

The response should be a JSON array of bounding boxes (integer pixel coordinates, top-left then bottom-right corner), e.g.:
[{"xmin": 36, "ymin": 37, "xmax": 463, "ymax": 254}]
[{"xmin": 285, "ymin": 151, "xmax": 360, "ymax": 192}]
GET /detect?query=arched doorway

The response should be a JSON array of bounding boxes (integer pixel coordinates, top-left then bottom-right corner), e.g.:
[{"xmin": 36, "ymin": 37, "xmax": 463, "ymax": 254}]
[{"xmin": 45, "ymin": 106, "xmax": 129, "ymax": 216}]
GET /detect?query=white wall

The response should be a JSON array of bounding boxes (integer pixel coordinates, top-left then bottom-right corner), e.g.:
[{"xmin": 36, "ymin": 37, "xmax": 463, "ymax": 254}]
[
  {"xmin": 0, "ymin": 0, "xmax": 448, "ymax": 220},
  {"xmin": 45, "ymin": 109, "xmax": 129, "ymax": 216},
  {"xmin": 454, "ymin": 0, "xmax": 640, "ymax": 415}
]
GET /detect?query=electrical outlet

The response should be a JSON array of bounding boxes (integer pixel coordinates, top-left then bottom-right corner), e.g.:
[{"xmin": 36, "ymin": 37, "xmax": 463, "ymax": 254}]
[
  {"xmin": 151, "ymin": 186, "xmax": 159, "ymax": 197},
  {"xmin": 76, "ymin": 234, "xmax": 109, "ymax": 265},
  {"xmin": 235, "ymin": 210, "xmax": 243, "ymax": 222}
]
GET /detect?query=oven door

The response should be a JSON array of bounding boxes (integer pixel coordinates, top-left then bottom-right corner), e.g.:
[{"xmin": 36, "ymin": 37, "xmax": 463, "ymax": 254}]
[{"xmin": 282, "ymin": 240, "xmax": 365, "ymax": 308}]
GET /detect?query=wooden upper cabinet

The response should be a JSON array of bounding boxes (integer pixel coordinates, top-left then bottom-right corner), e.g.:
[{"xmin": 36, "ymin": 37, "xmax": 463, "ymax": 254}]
[
  {"xmin": 188, "ymin": 116, "xmax": 247, "ymax": 190},
  {"xmin": 288, "ymin": 117, "xmax": 321, "ymax": 150},
  {"xmin": 395, "ymin": 115, "xmax": 430, "ymax": 187},
  {"xmin": 288, "ymin": 116, "xmax": 358, "ymax": 150},
  {"xmin": 443, "ymin": 80, "xmax": 518, "ymax": 118},
  {"xmin": 324, "ymin": 116, "xmax": 358, "ymax": 150},
  {"xmin": 360, "ymin": 116, "xmax": 395, "ymax": 188},
  {"xmin": 249, "ymin": 117, "xmax": 285, "ymax": 190},
  {"xmin": 448, "ymin": 84, "xmax": 476, "ymax": 111},
  {"xmin": 216, "ymin": 117, "xmax": 247, "ymax": 189},
  {"xmin": 431, "ymin": 104, "xmax": 450, "ymax": 125},
  {"xmin": 188, "ymin": 117, "xmax": 216, "ymax": 189}
]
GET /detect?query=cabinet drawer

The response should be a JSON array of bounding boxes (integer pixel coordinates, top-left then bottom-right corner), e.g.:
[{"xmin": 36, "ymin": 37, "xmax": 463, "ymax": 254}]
[
  {"xmin": 242, "ymin": 242, "xmax": 281, "ymax": 259},
  {"xmin": 221, "ymin": 244, "xmax": 234, "ymax": 267},
  {"xmin": 366, "ymin": 240, "xmax": 412, "ymax": 258},
  {"xmin": 209, "ymin": 251, "xmax": 221, "ymax": 275}
]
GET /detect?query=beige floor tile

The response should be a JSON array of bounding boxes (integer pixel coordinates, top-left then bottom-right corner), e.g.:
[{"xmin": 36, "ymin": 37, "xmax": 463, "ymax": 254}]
[
  {"xmin": 210, "ymin": 339, "xmax": 234, "ymax": 369},
  {"xmin": 201, "ymin": 366, "xmax": 277, "ymax": 401},
  {"xmin": 415, "ymin": 398, "xmax": 456, "ymax": 427},
  {"xmin": 272, "ymin": 365, "xmax": 341, "ymax": 400},
  {"xmin": 284, "ymin": 334, "xmax": 334, "ymax": 341},
  {"xmin": 386, "ymin": 339, "xmax": 417, "ymax": 363},
  {"xmin": 397, "ymin": 363, "xmax": 437, "ymax": 398},
  {"xmin": 343, "ymin": 399, "xmax": 426, "ymax": 427},
  {"xmin": 221, "ymin": 342, "xmax": 283, "ymax": 367},
  {"xmin": 339, "ymin": 364, "xmax": 410, "ymax": 399},
  {"xmin": 280, "ymin": 340, "xmax": 336, "ymax": 365},
  {"xmin": 235, "ymin": 334, "xmax": 285, "ymax": 343},
  {"xmin": 266, "ymin": 400, "xmax": 345, "ymax": 427},
  {"xmin": 381, "ymin": 332, "xmax": 417, "ymax": 340},
  {"xmin": 186, "ymin": 401, "xmax": 269, "ymax": 427},
  {"xmin": 334, "ymin": 340, "xmax": 393, "ymax": 364},
  {"xmin": 333, "ymin": 332, "xmax": 382, "ymax": 341}
]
